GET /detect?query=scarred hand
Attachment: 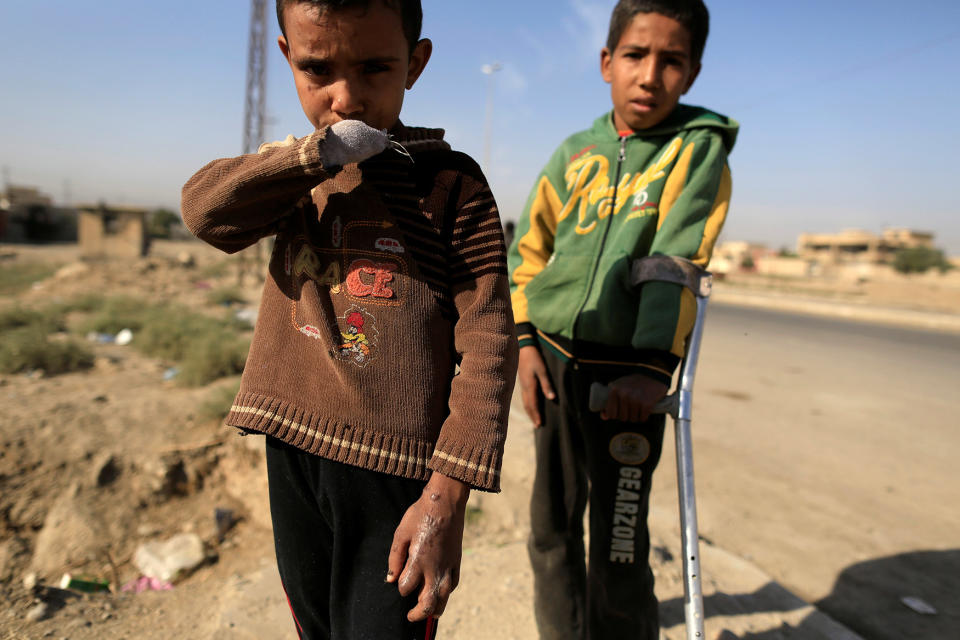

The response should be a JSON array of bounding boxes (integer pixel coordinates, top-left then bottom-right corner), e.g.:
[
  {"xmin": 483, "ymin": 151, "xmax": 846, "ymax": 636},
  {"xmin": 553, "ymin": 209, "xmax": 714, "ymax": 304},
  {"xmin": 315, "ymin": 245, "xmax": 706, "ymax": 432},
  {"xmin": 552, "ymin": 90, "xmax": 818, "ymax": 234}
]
[
  {"xmin": 318, "ymin": 119, "xmax": 390, "ymax": 168},
  {"xmin": 602, "ymin": 373, "xmax": 669, "ymax": 423},
  {"xmin": 518, "ymin": 345, "xmax": 555, "ymax": 427},
  {"xmin": 387, "ymin": 472, "xmax": 470, "ymax": 621}
]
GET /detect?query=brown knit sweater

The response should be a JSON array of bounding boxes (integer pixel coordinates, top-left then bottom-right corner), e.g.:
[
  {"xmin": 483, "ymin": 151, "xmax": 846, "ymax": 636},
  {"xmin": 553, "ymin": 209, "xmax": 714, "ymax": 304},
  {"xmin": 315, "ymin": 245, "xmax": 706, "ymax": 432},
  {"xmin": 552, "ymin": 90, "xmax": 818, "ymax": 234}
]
[{"xmin": 181, "ymin": 124, "xmax": 518, "ymax": 492}]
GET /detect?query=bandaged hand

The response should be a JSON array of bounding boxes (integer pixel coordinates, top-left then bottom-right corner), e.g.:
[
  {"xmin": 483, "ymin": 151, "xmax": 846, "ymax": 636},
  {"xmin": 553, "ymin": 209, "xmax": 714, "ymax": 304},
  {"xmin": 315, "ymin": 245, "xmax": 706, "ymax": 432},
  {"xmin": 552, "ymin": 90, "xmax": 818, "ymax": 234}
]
[{"xmin": 319, "ymin": 119, "xmax": 390, "ymax": 168}]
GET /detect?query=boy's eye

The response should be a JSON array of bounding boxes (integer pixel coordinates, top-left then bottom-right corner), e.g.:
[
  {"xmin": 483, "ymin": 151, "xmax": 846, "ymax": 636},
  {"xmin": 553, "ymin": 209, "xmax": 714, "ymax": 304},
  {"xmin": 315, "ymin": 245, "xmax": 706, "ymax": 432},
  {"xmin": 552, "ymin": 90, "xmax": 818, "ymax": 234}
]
[
  {"xmin": 363, "ymin": 62, "xmax": 390, "ymax": 74},
  {"xmin": 304, "ymin": 64, "xmax": 330, "ymax": 77}
]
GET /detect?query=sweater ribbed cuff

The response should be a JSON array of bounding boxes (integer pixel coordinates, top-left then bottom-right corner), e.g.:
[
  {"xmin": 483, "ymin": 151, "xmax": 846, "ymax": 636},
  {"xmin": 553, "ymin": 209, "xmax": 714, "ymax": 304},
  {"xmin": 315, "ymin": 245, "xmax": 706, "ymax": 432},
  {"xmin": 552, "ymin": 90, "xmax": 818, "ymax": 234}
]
[
  {"xmin": 428, "ymin": 436, "xmax": 503, "ymax": 493},
  {"xmin": 515, "ymin": 322, "xmax": 538, "ymax": 349}
]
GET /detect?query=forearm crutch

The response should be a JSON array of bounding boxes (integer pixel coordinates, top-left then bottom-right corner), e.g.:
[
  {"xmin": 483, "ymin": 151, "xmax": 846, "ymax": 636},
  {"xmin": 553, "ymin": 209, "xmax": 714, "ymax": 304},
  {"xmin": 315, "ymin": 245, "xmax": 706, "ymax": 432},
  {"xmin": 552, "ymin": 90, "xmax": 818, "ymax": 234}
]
[{"xmin": 589, "ymin": 255, "xmax": 713, "ymax": 640}]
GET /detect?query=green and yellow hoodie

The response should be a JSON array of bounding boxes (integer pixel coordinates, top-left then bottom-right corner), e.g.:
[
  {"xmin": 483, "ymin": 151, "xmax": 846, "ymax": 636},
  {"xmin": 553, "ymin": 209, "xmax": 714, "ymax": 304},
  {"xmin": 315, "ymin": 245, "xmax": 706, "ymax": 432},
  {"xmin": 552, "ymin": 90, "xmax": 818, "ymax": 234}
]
[{"xmin": 507, "ymin": 105, "xmax": 738, "ymax": 385}]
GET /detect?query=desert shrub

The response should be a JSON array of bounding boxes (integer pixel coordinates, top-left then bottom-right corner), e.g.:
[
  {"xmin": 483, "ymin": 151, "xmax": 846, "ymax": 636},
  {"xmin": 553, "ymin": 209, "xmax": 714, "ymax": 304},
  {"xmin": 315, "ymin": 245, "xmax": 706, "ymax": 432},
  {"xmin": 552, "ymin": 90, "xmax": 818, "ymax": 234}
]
[
  {"xmin": 465, "ymin": 504, "xmax": 484, "ymax": 527},
  {"xmin": 68, "ymin": 294, "xmax": 250, "ymax": 386},
  {"xmin": 0, "ymin": 306, "xmax": 59, "ymax": 333},
  {"xmin": 135, "ymin": 307, "xmax": 250, "ymax": 385},
  {"xmin": 199, "ymin": 259, "xmax": 230, "ymax": 279},
  {"xmin": 178, "ymin": 336, "xmax": 248, "ymax": 387},
  {"xmin": 0, "ymin": 263, "xmax": 56, "ymax": 296},
  {"xmin": 0, "ymin": 326, "xmax": 93, "ymax": 375},
  {"xmin": 147, "ymin": 208, "xmax": 182, "ymax": 239},
  {"xmin": 59, "ymin": 293, "xmax": 108, "ymax": 314},
  {"xmin": 199, "ymin": 380, "xmax": 242, "ymax": 422},
  {"xmin": 207, "ymin": 286, "xmax": 246, "ymax": 307},
  {"xmin": 77, "ymin": 296, "xmax": 154, "ymax": 335},
  {"xmin": 136, "ymin": 307, "xmax": 234, "ymax": 360},
  {"xmin": 893, "ymin": 247, "xmax": 952, "ymax": 274}
]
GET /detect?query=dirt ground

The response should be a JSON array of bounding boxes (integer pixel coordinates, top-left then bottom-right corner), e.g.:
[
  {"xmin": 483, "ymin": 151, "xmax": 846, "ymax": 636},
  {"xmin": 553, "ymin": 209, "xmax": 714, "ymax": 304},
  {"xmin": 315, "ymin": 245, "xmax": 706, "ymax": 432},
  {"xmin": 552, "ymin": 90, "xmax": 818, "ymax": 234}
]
[{"xmin": 1, "ymin": 240, "xmax": 957, "ymax": 639}]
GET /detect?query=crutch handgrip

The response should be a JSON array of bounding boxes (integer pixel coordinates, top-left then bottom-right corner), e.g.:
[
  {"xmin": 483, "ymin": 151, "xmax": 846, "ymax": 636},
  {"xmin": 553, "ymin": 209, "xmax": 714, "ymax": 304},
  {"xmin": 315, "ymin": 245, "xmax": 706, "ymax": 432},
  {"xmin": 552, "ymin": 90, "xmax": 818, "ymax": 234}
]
[{"xmin": 588, "ymin": 382, "xmax": 678, "ymax": 417}]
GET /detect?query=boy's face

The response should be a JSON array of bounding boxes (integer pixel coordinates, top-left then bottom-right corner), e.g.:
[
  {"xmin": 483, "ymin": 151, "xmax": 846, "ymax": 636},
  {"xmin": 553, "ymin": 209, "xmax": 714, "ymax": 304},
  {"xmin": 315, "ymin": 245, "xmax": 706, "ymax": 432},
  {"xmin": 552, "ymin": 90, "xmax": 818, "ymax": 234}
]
[
  {"xmin": 601, "ymin": 12, "xmax": 700, "ymax": 132},
  {"xmin": 278, "ymin": 1, "xmax": 431, "ymax": 131}
]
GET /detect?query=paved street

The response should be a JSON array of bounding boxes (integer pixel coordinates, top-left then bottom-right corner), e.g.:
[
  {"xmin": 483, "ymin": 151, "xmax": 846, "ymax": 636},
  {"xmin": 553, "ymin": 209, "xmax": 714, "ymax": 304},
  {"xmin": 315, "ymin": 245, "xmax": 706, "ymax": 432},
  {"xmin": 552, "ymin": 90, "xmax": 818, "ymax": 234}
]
[{"xmin": 654, "ymin": 303, "xmax": 960, "ymax": 638}]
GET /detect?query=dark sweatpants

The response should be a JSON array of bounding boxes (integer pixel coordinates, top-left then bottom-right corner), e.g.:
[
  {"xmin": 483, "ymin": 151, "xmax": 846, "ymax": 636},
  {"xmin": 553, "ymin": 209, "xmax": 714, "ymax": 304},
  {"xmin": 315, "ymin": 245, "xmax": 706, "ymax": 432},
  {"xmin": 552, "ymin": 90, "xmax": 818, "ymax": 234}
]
[
  {"xmin": 528, "ymin": 346, "xmax": 666, "ymax": 640},
  {"xmin": 265, "ymin": 436, "xmax": 438, "ymax": 640}
]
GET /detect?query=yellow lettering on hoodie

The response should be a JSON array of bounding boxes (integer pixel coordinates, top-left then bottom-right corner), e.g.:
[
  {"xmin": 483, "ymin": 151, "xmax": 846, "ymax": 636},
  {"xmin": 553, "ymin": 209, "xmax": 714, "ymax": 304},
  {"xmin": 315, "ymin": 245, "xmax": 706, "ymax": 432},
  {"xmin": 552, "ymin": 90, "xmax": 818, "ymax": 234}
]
[{"xmin": 559, "ymin": 137, "xmax": 684, "ymax": 236}]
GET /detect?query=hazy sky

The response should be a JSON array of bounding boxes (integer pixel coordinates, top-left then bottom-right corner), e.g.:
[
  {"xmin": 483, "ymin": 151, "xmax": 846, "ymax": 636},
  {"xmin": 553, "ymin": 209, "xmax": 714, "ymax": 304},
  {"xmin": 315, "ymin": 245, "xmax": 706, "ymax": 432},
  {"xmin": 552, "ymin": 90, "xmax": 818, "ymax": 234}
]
[{"xmin": 2, "ymin": 1, "xmax": 959, "ymax": 253}]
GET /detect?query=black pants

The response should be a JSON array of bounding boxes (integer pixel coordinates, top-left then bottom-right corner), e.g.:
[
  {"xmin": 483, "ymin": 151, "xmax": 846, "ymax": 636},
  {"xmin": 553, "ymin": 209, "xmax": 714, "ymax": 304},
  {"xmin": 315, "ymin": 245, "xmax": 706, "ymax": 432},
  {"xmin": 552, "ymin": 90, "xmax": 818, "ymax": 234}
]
[
  {"xmin": 528, "ymin": 346, "xmax": 666, "ymax": 640},
  {"xmin": 265, "ymin": 437, "xmax": 438, "ymax": 640}
]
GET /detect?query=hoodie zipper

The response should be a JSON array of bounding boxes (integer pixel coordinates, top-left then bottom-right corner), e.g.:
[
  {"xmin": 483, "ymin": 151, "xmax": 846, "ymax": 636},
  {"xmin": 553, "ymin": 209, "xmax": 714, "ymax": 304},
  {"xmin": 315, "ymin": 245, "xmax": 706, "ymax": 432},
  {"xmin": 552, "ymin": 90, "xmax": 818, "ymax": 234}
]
[{"xmin": 572, "ymin": 134, "xmax": 628, "ymax": 341}]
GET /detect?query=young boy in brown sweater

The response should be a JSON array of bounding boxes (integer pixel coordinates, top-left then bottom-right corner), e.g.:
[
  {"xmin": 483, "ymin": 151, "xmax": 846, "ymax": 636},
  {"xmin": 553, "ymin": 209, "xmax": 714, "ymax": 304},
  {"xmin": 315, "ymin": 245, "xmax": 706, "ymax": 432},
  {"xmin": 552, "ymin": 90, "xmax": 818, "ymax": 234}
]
[{"xmin": 181, "ymin": 1, "xmax": 518, "ymax": 638}]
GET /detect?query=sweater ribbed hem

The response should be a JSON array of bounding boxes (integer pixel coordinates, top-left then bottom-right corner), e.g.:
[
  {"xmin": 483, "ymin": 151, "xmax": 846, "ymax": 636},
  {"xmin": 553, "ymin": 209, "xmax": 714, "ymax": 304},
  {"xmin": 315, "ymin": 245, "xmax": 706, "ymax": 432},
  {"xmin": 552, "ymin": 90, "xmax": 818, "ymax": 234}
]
[{"xmin": 227, "ymin": 391, "xmax": 433, "ymax": 481}]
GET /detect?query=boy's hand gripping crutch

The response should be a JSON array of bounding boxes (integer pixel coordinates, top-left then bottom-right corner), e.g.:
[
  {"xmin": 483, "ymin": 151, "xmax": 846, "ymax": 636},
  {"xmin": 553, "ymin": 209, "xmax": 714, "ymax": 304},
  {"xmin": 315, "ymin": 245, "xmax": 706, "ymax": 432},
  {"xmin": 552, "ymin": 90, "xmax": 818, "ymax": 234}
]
[{"xmin": 588, "ymin": 255, "xmax": 713, "ymax": 640}]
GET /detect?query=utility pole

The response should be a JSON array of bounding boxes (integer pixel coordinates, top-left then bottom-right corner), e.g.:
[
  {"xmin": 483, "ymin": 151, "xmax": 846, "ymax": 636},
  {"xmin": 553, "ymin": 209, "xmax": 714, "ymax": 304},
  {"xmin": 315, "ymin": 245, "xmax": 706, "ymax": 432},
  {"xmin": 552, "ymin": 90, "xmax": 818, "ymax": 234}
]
[
  {"xmin": 481, "ymin": 63, "xmax": 502, "ymax": 176},
  {"xmin": 239, "ymin": 0, "xmax": 269, "ymax": 284}
]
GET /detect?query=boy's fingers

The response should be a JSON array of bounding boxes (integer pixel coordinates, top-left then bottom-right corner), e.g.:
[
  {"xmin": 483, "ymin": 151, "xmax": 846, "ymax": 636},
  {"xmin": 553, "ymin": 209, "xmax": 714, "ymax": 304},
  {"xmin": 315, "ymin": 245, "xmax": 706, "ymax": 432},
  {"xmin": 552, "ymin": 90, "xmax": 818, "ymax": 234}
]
[
  {"xmin": 397, "ymin": 561, "xmax": 423, "ymax": 598},
  {"xmin": 638, "ymin": 401, "xmax": 652, "ymax": 424},
  {"xmin": 604, "ymin": 389, "xmax": 620, "ymax": 421},
  {"xmin": 431, "ymin": 570, "xmax": 457, "ymax": 617},
  {"xmin": 408, "ymin": 583, "xmax": 441, "ymax": 622},
  {"xmin": 386, "ymin": 535, "xmax": 410, "ymax": 584},
  {"xmin": 521, "ymin": 385, "xmax": 542, "ymax": 426},
  {"xmin": 535, "ymin": 368, "xmax": 556, "ymax": 400}
]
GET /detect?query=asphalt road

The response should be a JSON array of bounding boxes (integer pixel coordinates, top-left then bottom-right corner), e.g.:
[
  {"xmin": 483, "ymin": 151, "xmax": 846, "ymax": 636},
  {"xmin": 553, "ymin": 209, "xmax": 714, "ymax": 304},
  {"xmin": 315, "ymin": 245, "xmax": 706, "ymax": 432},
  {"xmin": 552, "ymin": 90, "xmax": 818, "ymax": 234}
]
[{"xmin": 650, "ymin": 302, "xmax": 960, "ymax": 638}]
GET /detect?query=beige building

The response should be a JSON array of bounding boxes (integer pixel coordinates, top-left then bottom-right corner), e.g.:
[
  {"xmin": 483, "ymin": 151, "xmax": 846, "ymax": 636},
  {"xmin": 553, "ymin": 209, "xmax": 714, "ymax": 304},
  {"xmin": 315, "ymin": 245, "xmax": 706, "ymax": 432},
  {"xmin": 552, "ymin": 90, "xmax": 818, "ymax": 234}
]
[
  {"xmin": 710, "ymin": 241, "xmax": 767, "ymax": 274},
  {"xmin": 77, "ymin": 203, "xmax": 150, "ymax": 259},
  {"xmin": 797, "ymin": 228, "xmax": 934, "ymax": 265}
]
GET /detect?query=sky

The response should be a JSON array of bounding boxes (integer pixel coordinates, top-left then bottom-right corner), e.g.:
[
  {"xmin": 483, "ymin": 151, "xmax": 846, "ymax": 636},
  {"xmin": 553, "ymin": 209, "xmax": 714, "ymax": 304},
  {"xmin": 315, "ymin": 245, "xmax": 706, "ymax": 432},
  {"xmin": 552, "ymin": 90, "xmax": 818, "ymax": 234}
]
[{"xmin": 2, "ymin": 0, "xmax": 959, "ymax": 254}]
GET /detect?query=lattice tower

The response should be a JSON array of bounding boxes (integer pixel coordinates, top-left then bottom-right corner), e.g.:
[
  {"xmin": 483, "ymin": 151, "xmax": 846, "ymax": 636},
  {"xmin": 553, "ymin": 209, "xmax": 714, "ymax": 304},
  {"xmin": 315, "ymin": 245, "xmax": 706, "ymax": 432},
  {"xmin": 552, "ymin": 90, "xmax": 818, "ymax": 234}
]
[{"xmin": 243, "ymin": 0, "xmax": 268, "ymax": 154}]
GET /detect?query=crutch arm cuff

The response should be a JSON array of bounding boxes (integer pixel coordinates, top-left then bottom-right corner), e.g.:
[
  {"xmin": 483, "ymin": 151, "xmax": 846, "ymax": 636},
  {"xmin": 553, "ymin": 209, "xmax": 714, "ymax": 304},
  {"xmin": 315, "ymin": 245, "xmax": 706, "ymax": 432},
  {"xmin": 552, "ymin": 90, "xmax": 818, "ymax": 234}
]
[{"xmin": 628, "ymin": 349, "xmax": 679, "ymax": 387}]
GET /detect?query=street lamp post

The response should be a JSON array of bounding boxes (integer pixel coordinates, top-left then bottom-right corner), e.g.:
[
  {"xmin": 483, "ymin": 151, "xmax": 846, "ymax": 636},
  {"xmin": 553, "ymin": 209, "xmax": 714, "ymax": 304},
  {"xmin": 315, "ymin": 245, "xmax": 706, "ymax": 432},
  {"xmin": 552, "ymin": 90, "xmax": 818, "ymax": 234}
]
[{"xmin": 481, "ymin": 63, "xmax": 502, "ymax": 176}]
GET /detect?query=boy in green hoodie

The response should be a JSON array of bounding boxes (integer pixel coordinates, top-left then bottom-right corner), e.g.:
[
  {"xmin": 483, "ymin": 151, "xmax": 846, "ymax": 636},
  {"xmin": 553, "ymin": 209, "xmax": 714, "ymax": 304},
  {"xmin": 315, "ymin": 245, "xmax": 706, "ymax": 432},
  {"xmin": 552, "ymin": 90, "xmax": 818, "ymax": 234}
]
[{"xmin": 507, "ymin": 1, "xmax": 737, "ymax": 638}]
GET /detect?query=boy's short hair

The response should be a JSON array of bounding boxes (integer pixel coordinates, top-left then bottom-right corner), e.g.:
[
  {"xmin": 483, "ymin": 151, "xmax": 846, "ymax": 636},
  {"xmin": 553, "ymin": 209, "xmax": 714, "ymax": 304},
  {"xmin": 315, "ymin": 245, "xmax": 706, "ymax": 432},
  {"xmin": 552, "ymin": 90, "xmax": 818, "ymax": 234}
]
[
  {"xmin": 606, "ymin": 0, "xmax": 710, "ymax": 65},
  {"xmin": 276, "ymin": 0, "xmax": 423, "ymax": 53}
]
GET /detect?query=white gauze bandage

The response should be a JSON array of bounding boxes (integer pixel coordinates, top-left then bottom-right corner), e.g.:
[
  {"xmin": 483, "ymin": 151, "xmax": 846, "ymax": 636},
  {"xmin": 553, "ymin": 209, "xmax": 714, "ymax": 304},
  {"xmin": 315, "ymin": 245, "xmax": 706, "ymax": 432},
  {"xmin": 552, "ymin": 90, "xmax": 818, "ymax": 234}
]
[{"xmin": 318, "ymin": 120, "xmax": 390, "ymax": 168}]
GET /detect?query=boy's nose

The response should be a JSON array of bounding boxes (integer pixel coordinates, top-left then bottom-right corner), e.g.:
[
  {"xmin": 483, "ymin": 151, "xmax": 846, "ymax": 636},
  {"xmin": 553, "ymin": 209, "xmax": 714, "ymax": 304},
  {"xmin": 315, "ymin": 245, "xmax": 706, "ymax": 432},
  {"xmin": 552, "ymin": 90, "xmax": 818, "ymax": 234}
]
[
  {"xmin": 638, "ymin": 58, "xmax": 662, "ymax": 89},
  {"xmin": 329, "ymin": 81, "xmax": 363, "ymax": 117}
]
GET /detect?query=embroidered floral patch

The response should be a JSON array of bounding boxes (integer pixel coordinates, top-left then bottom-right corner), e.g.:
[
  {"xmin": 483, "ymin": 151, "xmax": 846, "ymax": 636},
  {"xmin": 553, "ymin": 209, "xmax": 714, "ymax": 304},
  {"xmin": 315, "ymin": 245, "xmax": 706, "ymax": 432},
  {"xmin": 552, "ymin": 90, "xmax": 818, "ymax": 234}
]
[{"xmin": 336, "ymin": 306, "xmax": 379, "ymax": 368}]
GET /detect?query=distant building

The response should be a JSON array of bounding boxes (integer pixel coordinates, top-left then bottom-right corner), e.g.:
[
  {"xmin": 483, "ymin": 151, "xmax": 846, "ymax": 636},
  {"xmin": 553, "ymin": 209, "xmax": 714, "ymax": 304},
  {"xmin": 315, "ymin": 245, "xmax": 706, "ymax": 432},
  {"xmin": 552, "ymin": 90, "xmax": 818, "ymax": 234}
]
[
  {"xmin": 0, "ymin": 185, "xmax": 76, "ymax": 243},
  {"xmin": 797, "ymin": 228, "xmax": 934, "ymax": 265},
  {"xmin": 711, "ymin": 241, "xmax": 769, "ymax": 274},
  {"xmin": 76, "ymin": 203, "xmax": 150, "ymax": 259}
]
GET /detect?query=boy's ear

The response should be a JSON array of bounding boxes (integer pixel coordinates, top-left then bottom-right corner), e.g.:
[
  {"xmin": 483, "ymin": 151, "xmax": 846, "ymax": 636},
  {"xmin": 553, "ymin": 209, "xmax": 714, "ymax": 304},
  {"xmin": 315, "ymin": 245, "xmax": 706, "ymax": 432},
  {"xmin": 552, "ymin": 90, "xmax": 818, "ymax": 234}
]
[
  {"xmin": 683, "ymin": 62, "xmax": 702, "ymax": 94},
  {"xmin": 405, "ymin": 38, "xmax": 433, "ymax": 90},
  {"xmin": 600, "ymin": 47, "xmax": 613, "ymax": 84},
  {"xmin": 278, "ymin": 35, "xmax": 292, "ymax": 64}
]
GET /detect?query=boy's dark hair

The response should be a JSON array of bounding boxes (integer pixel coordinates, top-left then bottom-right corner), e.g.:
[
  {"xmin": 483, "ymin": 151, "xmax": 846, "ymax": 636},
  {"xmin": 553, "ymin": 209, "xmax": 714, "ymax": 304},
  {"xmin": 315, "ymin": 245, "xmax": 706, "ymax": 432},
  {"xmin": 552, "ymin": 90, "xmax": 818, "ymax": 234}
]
[
  {"xmin": 277, "ymin": 0, "xmax": 423, "ymax": 54},
  {"xmin": 606, "ymin": 0, "xmax": 710, "ymax": 66}
]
